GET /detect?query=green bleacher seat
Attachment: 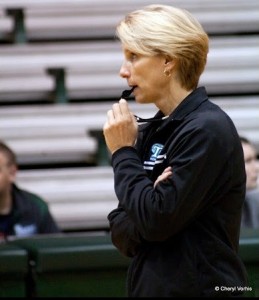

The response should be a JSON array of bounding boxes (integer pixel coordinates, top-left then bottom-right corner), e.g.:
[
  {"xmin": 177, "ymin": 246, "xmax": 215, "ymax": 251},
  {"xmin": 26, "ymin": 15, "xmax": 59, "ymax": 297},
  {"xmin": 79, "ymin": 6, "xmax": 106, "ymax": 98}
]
[
  {"xmin": 239, "ymin": 228, "xmax": 259, "ymax": 297},
  {"xmin": 0, "ymin": 243, "xmax": 28, "ymax": 297},
  {"xmin": 8, "ymin": 232, "xmax": 130, "ymax": 297}
]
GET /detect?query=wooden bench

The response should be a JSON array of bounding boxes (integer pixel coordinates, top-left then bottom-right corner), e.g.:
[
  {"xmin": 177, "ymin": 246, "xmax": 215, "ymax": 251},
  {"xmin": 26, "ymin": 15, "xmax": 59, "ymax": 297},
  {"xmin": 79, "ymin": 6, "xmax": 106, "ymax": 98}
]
[
  {"xmin": 0, "ymin": 36, "xmax": 258, "ymax": 104},
  {"xmin": 16, "ymin": 166, "xmax": 116, "ymax": 231},
  {"xmin": 1, "ymin": 0, "xmax": 259, "ymax": 43}
]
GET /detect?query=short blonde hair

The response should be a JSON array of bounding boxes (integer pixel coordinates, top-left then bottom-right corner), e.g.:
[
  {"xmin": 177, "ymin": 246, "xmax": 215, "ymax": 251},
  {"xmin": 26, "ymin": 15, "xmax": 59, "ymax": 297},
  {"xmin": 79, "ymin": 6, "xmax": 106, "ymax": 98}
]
[{"xmin": 116, "ymin": 4, "xmax": 209, "ymax": 90}]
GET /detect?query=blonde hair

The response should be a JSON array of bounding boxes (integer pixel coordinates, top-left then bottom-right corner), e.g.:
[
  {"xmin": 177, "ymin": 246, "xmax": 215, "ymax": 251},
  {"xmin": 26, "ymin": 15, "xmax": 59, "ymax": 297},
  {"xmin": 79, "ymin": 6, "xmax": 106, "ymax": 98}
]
[{"xmin": 116, "ymin": 4, "xmax": 209, "ymax": 90}]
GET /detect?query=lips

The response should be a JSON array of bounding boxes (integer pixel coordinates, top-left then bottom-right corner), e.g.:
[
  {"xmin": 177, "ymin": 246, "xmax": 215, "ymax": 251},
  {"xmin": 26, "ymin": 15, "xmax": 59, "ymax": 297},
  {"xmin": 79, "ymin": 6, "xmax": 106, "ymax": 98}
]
[{"xmin": 130, "ymin": 85, "xmax": 137, "ymax": 96}]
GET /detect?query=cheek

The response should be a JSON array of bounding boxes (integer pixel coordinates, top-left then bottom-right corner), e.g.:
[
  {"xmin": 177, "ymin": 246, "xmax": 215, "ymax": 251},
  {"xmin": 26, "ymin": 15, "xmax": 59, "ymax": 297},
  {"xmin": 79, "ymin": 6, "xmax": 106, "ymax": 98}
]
[{"xmin": 141, "ymin": 67, "xmax": 164, "ymax": 91}]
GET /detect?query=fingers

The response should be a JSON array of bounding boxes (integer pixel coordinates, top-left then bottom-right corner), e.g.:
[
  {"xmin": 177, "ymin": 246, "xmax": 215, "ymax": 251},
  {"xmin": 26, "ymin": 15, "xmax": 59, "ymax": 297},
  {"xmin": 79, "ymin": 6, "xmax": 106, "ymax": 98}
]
[
  {"xmin": 154, "ymin": 166, "xmax": 173, "ymax": 188},
  {"xmin": 112, "ymin": 103, "xmax": 122, "ymax": 119},
  {"xmin": 163, "ymin": 166, "xmax": 172, "ymax": 174},
  {"xmin": 107, "ymin": 109, "xmax": 114, "ymax": 118},
  {"xmin": 104, "ymin": 99, "xmax": 137, "ymax": 131},
  {"xmin": 119, "ymin": 99, "xmax": 131, "ymax": 117},
  {"xmin": 106, "ymin": 100, "xmax": 131, "ymax": 126},
  {"xmin": 103, "ymin": 98, "xmax": 138, "ymax": 154},
  {"xmin": 111, "ymin": 99, "xmax": 131, "ymax": 121}
]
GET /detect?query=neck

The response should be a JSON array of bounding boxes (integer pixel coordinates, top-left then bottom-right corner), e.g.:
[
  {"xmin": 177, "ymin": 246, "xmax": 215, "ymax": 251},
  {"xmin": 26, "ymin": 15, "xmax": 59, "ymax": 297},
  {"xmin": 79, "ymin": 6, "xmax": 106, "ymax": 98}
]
[{"xmin": 157, "ymin": 86, "xmax": 193, "ymax": 116}]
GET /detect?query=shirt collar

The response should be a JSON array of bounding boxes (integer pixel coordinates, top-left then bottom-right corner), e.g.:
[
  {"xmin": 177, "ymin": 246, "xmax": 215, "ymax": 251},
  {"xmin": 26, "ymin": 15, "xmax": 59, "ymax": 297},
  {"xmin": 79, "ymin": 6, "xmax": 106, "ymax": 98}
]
[
  {"xmin": 138, "ymin": 86, "xmax": 208, "ymax": 131},
  {"xmin": 170, "ymin": 86, "xmax": 208, "ymax": 121}
]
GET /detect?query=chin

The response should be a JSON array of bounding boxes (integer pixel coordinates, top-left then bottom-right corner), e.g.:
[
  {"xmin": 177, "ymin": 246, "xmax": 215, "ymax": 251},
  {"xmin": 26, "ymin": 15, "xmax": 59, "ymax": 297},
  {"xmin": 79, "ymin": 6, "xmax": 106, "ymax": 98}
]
[
  {"xmin": 135, "ymin": 97, "xmax": 143, "ymax": 104},
  {"xmin": 135, "ymin": 95, "xmax": 150, "ymax": 104},
  {"xmin": 134, "ymin": 95, "xmax": 142, "ymax": 103}
]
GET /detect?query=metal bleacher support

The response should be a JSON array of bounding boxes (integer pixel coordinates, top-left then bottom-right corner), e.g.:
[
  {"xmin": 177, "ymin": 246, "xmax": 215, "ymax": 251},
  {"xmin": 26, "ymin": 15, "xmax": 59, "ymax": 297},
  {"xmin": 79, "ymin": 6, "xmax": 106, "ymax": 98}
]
[{"xmin": 5, "ymin": 8, "xmax": 27, "ymax": 43}]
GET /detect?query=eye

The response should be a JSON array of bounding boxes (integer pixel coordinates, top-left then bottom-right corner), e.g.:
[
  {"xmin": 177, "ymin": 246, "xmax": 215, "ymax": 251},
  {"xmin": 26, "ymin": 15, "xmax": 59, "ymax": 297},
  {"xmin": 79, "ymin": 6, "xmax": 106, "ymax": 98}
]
[
  {"xmin": 131, "ymin": 53, "xmax": 137, "ymax": 59},
  {"xmin": 128, "ymin": 52, "xmax": 138, "ymax": 62},
  {"xmin": 124, "ymin": 49, "xmax": 139, "ymax": 63}
]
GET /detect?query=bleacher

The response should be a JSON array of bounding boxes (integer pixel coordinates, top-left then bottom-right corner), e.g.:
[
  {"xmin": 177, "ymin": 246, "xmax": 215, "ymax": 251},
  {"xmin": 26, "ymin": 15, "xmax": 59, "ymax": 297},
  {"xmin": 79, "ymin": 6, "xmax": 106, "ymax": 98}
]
[
  {"xmin": 0, "ymin": 0, "xmax": 259, "ymax": 44},
  {"xmin": 0, "ymin": 0, "xmax": 259, "ymax": 233},
  {"xmin": 0, "ymin": 36, "xmax": 258, "ymax": 104}
]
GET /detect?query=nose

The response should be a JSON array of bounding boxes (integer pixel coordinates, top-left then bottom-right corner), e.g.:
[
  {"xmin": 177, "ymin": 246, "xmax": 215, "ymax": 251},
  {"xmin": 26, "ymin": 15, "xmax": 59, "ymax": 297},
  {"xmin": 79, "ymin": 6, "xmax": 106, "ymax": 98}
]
[{"xmin": 119, "ymin": 61, "xmax": 130, "ymax": 78}]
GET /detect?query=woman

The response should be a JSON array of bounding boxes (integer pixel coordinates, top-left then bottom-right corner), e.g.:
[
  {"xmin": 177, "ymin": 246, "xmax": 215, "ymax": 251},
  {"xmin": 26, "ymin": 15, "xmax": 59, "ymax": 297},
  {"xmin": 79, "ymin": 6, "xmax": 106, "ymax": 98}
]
[{"xmin": 103, "ymin": 4, "xmax": 248, "ymax": 297}]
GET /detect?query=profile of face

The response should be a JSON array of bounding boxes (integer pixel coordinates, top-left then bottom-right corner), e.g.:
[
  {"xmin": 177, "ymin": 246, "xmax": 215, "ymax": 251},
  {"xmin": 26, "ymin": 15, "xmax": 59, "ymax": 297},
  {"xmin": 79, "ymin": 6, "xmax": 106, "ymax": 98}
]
[
  {"xmin": 119, "ymin": 49, "xmax": 172, "ymax": 105},
  {"xmin": 242, "ymin": 141, "xmax": 258, "ymax": 190}
]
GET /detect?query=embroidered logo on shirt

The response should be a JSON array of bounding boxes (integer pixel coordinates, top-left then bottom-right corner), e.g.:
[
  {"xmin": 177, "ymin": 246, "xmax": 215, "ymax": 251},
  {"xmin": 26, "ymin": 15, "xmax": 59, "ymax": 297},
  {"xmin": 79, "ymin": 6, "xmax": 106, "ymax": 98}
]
[
  {"xmin": 14, "ymin": 224, "xmax": 37, "ymax": 236},
  {"xmin": 144, "ymin": 143, "xmax": 166, "ymax": 170},
  {"xmin": 150, "ymin": 143, "xmax": 164, "ymax": 161}
]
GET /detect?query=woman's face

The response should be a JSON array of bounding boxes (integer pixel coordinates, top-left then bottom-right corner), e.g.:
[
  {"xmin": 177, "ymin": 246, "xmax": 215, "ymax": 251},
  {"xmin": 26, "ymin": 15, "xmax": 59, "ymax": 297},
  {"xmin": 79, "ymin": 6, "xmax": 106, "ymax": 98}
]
[
  {"xmin": 119, "ymin": 46, "xmax": 170, "ymax": 105},
  {"xmin": 242, "ymin": 142, "xmax": 258, "ymax": 190}
]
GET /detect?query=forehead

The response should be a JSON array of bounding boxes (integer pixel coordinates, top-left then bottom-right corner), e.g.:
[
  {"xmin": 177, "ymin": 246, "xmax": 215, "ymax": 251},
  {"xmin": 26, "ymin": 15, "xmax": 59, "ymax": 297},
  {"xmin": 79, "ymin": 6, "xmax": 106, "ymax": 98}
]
[
  {"xmin": 121, "ymin": 42, "xmax": 149, "ymax": 56},
  {"xmin": 122, "ymin": 44, "xmax": 138, "ymax": 54}
]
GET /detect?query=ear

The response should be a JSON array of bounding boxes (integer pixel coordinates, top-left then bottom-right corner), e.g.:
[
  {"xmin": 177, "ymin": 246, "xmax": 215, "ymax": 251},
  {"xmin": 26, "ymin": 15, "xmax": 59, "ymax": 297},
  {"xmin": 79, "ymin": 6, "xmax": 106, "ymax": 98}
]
[
  {"xmin": 164, "ymin": 56, "xmax": 176, "ymax": 69},
  {"xmin": 164, "ymin": 55, "xmax": 172, "ymax": 63}
]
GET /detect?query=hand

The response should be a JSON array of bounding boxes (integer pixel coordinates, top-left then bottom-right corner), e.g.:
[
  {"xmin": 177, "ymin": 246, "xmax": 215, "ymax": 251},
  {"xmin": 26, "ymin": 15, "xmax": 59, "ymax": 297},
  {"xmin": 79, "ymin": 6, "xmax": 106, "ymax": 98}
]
[
  {"xmin": 154, "ymin": 166, "xmax": 172, "ymax": 187},
  {"xmin": 103, "ymin": 99, "xmax": 138, "ymax": 154}
]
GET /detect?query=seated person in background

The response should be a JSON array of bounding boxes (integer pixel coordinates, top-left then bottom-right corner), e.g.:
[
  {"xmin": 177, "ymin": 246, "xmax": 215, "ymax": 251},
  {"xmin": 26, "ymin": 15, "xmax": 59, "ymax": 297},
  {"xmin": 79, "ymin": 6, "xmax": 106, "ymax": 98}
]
[
  {"xmin": 240, "ymin": 136, "xmax": 259, "ymax": 229},
  {"xmin": 0, "ymin": 141, "xmax": 60, "ymax": 241}
]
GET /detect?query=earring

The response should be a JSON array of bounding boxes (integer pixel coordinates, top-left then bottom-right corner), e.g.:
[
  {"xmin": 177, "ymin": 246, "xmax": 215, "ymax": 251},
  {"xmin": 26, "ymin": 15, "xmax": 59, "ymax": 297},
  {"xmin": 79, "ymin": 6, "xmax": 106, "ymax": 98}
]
[{"xmin": 164, "ymin": 69, "xmax": 171, "ymax": 77}]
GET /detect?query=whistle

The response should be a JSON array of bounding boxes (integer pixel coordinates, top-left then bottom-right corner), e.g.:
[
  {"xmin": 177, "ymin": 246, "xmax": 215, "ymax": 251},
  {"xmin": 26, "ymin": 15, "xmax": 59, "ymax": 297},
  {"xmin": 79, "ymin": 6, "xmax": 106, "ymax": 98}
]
[{"xmin": 121, "ymin": 87, "xmax": 135, "ymax": 99}]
